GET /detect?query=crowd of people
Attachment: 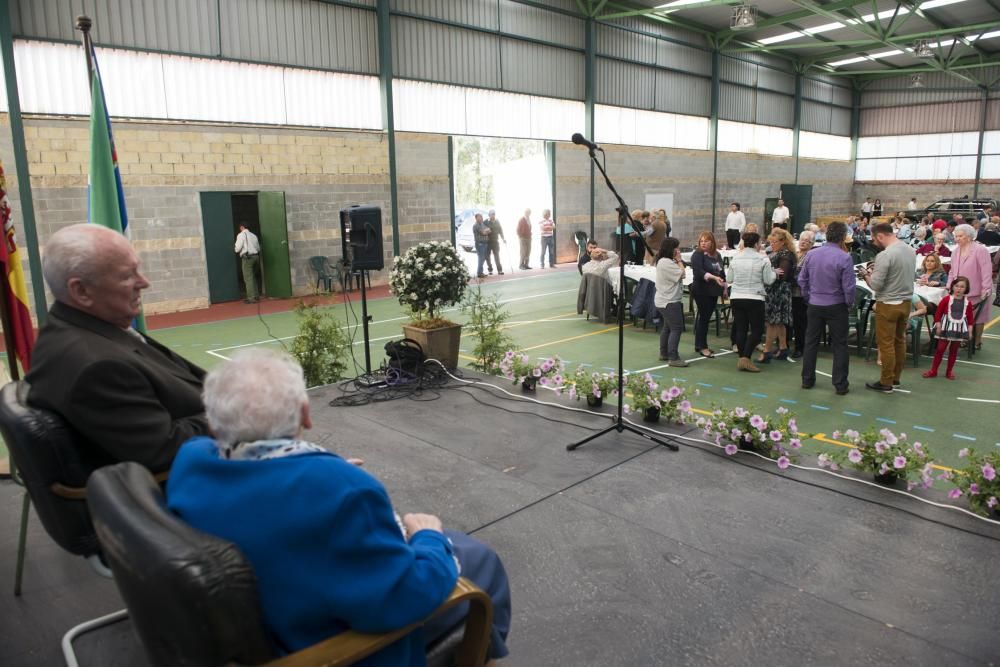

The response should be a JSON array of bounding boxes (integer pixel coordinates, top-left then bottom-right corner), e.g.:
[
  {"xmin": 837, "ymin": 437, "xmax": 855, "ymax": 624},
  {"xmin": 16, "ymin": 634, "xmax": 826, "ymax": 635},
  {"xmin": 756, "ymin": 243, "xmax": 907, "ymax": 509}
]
[{"xmin": 579, "ymin": 203, "xmax": 998, "ymax": 395}]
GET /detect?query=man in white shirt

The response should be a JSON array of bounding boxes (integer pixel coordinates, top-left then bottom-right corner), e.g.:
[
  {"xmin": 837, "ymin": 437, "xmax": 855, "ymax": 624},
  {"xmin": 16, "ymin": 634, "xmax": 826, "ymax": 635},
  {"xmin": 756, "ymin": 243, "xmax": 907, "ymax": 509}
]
[
  {"xmin": 581, "ymin": 248, "xmax": 619, "ymax": 285},
  {"xmin": 860, "ymin": 197, "xmax": 874, "ymax": 221},
  {"xmin": 724, "ymin": 202, "xmax": 746, "ymax": 249},
  {"xmin": 907, "ymin": 197, "xmax": 918, "ymax": 211},
  {"xmin": 234, "ymin": 224, "xmax": 262, "ymax": 303},
  {"xmin": 771, "ymin": 199, "xmax": 790, "ymax": 230}
]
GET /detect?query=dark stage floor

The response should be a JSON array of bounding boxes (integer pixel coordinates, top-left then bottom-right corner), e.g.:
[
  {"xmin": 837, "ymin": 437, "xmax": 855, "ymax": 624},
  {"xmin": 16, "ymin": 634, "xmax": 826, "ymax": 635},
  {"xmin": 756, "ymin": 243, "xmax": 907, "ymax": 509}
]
[{"xmin": 2, "ymin": 372, "xmax": 999, "ymax": 666}]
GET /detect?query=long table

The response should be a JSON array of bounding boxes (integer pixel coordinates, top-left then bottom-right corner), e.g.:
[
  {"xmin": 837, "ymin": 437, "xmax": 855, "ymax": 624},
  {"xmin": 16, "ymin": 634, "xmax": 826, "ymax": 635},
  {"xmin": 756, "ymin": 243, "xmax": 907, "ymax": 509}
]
[{"xmin": 606, "ymin": 263, "xmax": 692, "ymax": 295}]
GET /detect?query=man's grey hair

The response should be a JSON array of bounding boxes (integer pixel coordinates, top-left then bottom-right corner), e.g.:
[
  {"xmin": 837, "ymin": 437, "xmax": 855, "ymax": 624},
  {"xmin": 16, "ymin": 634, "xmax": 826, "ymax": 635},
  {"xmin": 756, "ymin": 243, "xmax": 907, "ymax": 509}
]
[
  {"xmin": 42, "ymin": 223, "xmax": 120, "ymax": 302},
  {"xmin": 914, "ymin": 226, "xmax": 928, "ymax": 240},
  {"xmin": 203, "ymin": 348, "xmax": 308, "ymax": 447},
  {"xmin": 954, "ymin": 223, "xmax": 976, "ymax": 242},
  {"xmin": 805, "ymin": 223, "xmax": 819, "ymax": 232}
]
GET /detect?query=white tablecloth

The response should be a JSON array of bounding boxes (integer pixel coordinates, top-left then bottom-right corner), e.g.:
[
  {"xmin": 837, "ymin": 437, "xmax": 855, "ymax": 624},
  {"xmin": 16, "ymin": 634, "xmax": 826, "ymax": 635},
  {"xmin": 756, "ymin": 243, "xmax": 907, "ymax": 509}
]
[
  {"xmin": 607, "ymin": 264, "xmax": 692, "ymax": 294},
  {"xmin": 681, "ymin": 248, "xmax": 738, "ymax": 264},
  {"xmin": 856, "ymin": 279, "xmax": 946, "ymax": 305}
]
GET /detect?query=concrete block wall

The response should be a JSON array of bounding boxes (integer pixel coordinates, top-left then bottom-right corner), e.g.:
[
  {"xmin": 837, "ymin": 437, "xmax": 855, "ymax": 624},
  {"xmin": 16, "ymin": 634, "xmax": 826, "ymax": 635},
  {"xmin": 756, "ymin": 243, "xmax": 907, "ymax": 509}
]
[{"xmin": 395, "ymin": 133, "xmax": 452, "ymax": 255}]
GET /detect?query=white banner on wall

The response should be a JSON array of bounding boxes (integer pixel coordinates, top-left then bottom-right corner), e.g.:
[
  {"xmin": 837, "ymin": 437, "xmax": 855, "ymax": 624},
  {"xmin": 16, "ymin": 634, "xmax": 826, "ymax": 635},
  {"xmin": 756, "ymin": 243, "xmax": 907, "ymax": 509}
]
[{"xmin": 644, "ymin": 193, "xmax": 674, "ymax": 221}]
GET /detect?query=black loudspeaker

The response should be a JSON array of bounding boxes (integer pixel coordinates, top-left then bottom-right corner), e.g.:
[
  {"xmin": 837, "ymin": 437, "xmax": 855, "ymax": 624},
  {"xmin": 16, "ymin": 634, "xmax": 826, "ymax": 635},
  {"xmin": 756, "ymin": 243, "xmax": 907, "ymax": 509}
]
[{"xmin": 339, "ymin": 205, "xmax": 384, "ymax": 271}]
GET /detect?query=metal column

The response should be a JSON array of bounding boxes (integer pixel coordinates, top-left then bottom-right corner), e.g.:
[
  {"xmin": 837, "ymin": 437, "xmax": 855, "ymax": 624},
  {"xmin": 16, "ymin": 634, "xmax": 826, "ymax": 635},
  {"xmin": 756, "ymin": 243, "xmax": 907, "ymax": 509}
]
[
  {"xmin": 585, "ymin": 16, "xmax": 596, "ymax": 240},
  {"xmin": 0, "ymin": 0, "xmax": 47, "ymax": 324},
  {"xmin": 793, "ymin": 71, "xmax": 802, "ymax": 185},
  {"xmin": 973, "ymin": 88, "xmax": 988, "ymax": 199},
  {"xmin": 709, "ymin": 48, "xmax": 720, "ymax": 234},
  {"xmin": 376, "ymin": 0, "xmax": 400, "ymax": 257}
]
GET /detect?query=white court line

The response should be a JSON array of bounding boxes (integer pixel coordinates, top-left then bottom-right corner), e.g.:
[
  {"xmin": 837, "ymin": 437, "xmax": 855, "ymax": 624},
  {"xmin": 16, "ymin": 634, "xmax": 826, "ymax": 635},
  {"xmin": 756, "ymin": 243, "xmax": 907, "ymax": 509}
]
[
  {"xmin": 205, "ymin": 287, "xmax": 576, "ymax": 356},
  {"xmin": 813, "ymin": 368, "xmax": 910, "ymax": 392},
  {"xmin": 632, "ymin": 349, "xmax": 734, "ymax": 374},
  {"xmin": 957, "ymin": 397, "xmax": 1000, "ymax": 404},
  {"xmin": 954, "ymin": 358, "xmax": 1000, "ymax": 369}
]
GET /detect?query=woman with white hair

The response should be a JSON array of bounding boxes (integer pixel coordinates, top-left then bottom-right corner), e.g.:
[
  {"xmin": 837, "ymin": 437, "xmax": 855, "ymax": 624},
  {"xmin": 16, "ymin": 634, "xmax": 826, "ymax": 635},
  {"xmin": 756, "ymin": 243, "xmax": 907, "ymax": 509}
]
[
  {"xmin": 167, "ymin": 349, "xmax": 511, "ymax": 666},
  {"xmin": 947, "ymin": 223, "xmax": 993, "ymax": 350}
]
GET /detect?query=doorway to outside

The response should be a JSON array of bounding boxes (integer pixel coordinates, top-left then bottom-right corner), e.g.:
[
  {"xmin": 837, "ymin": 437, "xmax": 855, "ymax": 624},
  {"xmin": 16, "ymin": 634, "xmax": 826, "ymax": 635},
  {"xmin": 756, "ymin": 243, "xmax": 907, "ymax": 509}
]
[
  {"xmin": 452, "ymin": 137, "xmax": 552, "ymax": 276},
  {"xmin": 199, "ymin": 191, "xmax": 293, "ymax": 304}
]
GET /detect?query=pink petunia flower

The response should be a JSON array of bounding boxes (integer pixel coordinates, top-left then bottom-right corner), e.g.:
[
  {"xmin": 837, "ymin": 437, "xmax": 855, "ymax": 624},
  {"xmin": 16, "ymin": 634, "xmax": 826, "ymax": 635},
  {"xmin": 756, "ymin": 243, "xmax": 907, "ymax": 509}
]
[
  {"xmin": 724, "ymin": 444, "xmax": 738, "ymax": 455},
  {"xmin": 776, "ymin": 456, "xmax": 790, "ymax": 470},
  {"xmin": 969, "ymin": 483, "xmax": 980, "ymax": 495},
  {"xmin": 988, "ymin": 497, "xmax": 998, "ymax": 509},
  {"xmin": 679, "ymin": 400, "xmax": 692, "ymax": 412},
  {"xmin": 958, "ymin": 448, "xmax": 970, "ymax": 458},
  {"xmin": 848, "ymin": 449, "xmax": 863, "ymax": 464},
  {"xmin": 769, "ymin": 430, "xmax": 782, "ymax": 442},
  {"xmin": 893, "ymin": 456, "xmax": 907, "ymax": 469},
  {"xmin": 948, "ymin": 488, "xmax": 962, "ymax": 499},
  {"xmin": 982, "ymin": 464, "xmax": 996, "ymax": 481}
]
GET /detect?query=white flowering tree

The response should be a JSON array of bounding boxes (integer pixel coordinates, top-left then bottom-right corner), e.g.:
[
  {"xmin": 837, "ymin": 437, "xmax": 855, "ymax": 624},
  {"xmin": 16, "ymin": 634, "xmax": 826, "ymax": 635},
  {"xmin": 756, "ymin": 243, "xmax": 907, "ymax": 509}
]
[{"xmin": 389, "ymin": 241, "xmax": 470, "ymax": 322}]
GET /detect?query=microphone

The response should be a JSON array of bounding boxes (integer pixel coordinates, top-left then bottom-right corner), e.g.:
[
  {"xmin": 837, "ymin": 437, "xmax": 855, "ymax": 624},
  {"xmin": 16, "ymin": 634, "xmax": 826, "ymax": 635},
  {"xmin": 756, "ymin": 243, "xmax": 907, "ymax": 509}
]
[{"xmin": 571, "ymin": 133, "xmax": 600, "ymax": 152}]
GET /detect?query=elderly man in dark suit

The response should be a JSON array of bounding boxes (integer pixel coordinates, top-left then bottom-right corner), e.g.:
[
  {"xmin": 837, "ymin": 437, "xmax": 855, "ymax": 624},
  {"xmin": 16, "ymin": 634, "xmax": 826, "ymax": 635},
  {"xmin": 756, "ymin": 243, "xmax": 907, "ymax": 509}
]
[{"xmin": 25, "ymin": 224, "xmax": 208, "ymax": 473}]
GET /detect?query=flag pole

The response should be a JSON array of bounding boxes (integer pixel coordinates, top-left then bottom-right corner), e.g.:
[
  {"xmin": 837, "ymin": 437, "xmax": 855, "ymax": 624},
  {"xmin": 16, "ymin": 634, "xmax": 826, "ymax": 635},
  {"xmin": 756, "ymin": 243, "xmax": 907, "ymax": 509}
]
[{"xmin": 75, "ymin": 15, "xmax": 94, "ymax": 77}]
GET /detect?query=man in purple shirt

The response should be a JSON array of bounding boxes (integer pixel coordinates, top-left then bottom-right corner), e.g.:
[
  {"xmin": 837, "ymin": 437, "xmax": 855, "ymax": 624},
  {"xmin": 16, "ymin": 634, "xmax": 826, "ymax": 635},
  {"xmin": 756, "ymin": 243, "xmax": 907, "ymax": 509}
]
[{"xmin": 798, "ymin": 221, "xmax": 857, "ymax": 395}]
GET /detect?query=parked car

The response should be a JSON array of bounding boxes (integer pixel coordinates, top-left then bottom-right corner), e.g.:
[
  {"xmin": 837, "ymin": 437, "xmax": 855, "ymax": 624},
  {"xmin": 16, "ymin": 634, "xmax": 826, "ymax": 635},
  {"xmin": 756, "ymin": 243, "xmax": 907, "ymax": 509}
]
[
  {"xmin": 454, "ymin": 207, "xmax": 491, "ymax": 253},
  {"xmin": 904, "ymin": 196, "xmax": 997, "ymax": 223}
]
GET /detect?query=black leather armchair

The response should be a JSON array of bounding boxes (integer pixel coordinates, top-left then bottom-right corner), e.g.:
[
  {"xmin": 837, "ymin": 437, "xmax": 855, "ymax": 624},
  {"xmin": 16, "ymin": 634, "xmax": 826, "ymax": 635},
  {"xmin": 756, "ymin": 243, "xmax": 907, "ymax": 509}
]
[{"xmin": 87, "ymin": 462, "xmax": 494, "ymax": 667}]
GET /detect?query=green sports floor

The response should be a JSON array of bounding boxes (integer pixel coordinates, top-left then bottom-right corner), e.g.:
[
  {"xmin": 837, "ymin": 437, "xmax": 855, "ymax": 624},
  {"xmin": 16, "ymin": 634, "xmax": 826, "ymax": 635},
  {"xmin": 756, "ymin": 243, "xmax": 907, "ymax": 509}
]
[{"xmin": 10, "ymin": 267, "xmax": 1000, "ymax": 470}]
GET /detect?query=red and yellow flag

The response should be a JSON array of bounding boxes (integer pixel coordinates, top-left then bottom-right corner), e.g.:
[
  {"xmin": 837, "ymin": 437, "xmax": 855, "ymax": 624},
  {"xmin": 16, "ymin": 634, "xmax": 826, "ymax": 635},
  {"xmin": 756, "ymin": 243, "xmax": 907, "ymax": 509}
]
[{"xmin": 0, "ymin": 163, "xmax": 35, "ymax": 371}]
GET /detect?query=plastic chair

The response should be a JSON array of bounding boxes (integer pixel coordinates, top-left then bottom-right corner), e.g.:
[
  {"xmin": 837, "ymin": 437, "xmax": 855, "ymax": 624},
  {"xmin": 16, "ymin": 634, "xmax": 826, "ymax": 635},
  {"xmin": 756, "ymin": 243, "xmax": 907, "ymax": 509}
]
[
  {"xmin": 308, "ymin": 256, "xmax": 336, "ymax": 292},
  {"xmin": 338, "ymin": 259, "xmax": 373, "ymax": 292},
  {"xmin": 87, "ymin": 462, "xmax": 494, "ymax": 667}
]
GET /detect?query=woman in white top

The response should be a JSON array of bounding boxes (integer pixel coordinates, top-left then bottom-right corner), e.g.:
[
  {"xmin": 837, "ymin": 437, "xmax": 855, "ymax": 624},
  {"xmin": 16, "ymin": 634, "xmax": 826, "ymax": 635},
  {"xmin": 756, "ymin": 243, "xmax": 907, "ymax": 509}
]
[
  {"xmin": 724, "ymin": 202, "xmax": 746, "ymax": 250},
  {"xmin": 725, "ymin": 231, "xmax": 776, "ymax": 373},
  {"xmin": 654, "ymin": 237, "xmax": 687, "ymax": 367}
]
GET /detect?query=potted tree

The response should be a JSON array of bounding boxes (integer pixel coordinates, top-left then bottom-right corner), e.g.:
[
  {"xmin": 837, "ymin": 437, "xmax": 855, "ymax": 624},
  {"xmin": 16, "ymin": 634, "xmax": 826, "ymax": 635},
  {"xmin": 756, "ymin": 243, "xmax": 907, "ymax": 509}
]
[{"xmin": 389, "ymin": 241, "xmax": 469, "ymax": 370}]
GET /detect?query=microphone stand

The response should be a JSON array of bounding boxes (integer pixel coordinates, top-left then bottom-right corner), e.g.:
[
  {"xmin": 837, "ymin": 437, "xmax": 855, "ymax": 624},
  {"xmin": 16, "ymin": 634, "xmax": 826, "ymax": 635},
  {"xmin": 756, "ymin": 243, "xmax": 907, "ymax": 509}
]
[{"xmin": 567, "ymin": 146, "xmax": 678, "ymax": 452}]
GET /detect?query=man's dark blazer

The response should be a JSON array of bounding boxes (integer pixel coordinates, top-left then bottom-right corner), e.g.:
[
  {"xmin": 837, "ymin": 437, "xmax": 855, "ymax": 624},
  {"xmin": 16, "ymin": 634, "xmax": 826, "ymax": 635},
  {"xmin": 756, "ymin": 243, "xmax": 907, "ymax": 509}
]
[{"xmin": 25, "ymin": 301, "xmax": 209, "ymax": 473}]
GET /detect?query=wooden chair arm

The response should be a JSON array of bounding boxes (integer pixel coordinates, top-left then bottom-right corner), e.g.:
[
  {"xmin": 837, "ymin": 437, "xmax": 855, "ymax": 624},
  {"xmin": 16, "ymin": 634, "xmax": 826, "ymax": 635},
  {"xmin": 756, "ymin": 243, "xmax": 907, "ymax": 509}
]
[
  {"xmin": 51, "ymin": 471, "xmax": 169, "ymax": 500},
  {"xmin": 259, "ymin": 577, "xmax": 493, "ymax": 667}
]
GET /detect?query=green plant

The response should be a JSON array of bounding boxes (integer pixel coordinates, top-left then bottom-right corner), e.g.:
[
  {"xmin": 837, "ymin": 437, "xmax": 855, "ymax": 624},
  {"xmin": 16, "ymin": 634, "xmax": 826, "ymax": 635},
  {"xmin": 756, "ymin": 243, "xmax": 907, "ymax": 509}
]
[
  {"xmin": 499, "ymin": 351, "xmax": 564, "ymax": 387},
  {"xmin": 290, "ymin": 302, "xmax": 350, "ymax": 388},
  {"xmin": 389, "ymin": 241, "xmax": 469, "ymax": 322},
  {"xmin": 460, "ymin": 286, "xmax": 515, "ymax": 373},
  {"xmin": 944, "ymin": 448, "xmax": 999, "ymax": 515},
  {"xmin": 566, "ymin": 367, "xmax": 619, "ymax": 401},
  {"xmin": 823, "ymin": 428, "xmax": 934, "ymax": 483},
  {"xmin": 622, "ymin": 373, "xmax": 660, "ymax": 412},
  {"xmin": 698, "ymin": 405, "xmax": 801, "ymax": 467}
]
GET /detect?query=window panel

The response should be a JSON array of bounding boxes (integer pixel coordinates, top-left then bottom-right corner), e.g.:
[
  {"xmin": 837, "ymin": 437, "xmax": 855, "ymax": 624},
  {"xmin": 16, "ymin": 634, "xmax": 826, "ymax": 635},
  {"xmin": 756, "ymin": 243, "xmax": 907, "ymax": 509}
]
[
  {"xmin": 982, "ymin": 155, "xmax": 1000, "ymax": 179},
  {"xmin": 984, "ymin": 131, "xmax": 1000, "ymax": 155},
  {"xmin": 952, "ymin": 132, "xmax": 980, "ymax": 155},
  {"xmin": 799, "ymin": 131, "xmax": 851, "ymax": 161},
  {"xmin": 855, "ymin": 159, "xmax": 877, "ymax": 180},
  {"xmin": 913, "ymin": 156, "xmax": 936, "ymax": 180},
  {"xmin": 894, "ymin": 158, "xmax": 917, "ymax": 181},
  {"xmin": 915, "ymin": 133, "xmax": 941, "ymax": 157},
  {"xmin": 595, "ymin": 104, "xmax": 708, "ymax": 151},
  {"xmin": 874, "ymin": 158, "xmax": 896, "ymax": 181}
]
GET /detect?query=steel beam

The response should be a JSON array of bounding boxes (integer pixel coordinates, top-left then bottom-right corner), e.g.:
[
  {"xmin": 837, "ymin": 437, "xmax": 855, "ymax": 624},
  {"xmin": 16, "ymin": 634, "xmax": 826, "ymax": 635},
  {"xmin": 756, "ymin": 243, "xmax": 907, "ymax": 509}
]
[
  {"xmin": 973, "ymin": 89, "xmax": 988, "ymax": 199},
  {"xmin": 376, "ymin": 0, "xmax": 400, "ymax": 257},
  {"xmin": 0, "ymin": 0, "xmax": 46, "ymax": 324},
  {"xmin": 585, "ymin": 16, "xmax": 596, "ymax": 240},
  {"xmin": 710, "ymin": 49, "xmax": 720, "ymax": 235}
]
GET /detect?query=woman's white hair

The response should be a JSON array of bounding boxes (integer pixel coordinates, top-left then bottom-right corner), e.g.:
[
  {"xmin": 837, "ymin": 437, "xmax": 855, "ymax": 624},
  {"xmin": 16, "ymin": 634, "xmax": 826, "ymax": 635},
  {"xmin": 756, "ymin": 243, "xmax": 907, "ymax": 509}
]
[
  {"xmin": 954, "ymin": 223, "xmax": 976, "ymax": 241},
  {"xmin": 203, "ymin": 348, "xmax": 308, "ymax": 446},
  {"xmin": 799, "ymin": 230, "xmax": 815, "ymax": 244}
]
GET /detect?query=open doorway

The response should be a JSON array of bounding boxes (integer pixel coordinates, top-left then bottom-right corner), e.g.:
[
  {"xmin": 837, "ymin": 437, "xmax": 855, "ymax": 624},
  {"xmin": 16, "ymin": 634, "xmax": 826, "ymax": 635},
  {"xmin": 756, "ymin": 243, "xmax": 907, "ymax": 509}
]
[
  {"xmin": 452, "ymin": 137, "xmax": 551, "ymax": 275},
  {"xmin": 199, "ymin": 191, "xmax": 293, "ymax": 303}
]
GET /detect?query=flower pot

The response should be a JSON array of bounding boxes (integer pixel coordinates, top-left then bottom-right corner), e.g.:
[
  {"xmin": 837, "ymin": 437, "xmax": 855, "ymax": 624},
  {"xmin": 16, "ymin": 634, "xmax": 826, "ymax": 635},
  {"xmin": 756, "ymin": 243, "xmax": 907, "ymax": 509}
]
[
  {"xmin": 643, "ymin": 407, "xmax": 661, "ymax": 423},
  {"xmin": 586, "ymin": 395, "xmax": 603, "ymax": 408},
  {"xmin": 521, "ymin": 377, "xmax": 538, "ymax": 392},
  {"xmin": 738, "ymin": 437, "xmax": 756, "ymax": 451},
  {"xmin": 874, "ymin": 471, "xmax": 899, "ymax": 486},
  {"xmin": 402, "ymin": 323, "xmax": 463, "ymax": 371}
]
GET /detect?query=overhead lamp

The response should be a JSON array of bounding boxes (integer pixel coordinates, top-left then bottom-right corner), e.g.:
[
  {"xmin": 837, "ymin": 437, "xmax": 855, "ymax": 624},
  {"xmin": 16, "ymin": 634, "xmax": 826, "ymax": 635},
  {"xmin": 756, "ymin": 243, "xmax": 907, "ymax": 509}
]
[
  {"xmin": 913, "ymin": 39, "xmax": 934, "ymax": 58},
  {"xmin": 910, "ymin": 73, "xmax": 924, "ymax": 88},
  {"xmin": 731, "ymin": 1, "xmax": 757, "ymax": 30}
]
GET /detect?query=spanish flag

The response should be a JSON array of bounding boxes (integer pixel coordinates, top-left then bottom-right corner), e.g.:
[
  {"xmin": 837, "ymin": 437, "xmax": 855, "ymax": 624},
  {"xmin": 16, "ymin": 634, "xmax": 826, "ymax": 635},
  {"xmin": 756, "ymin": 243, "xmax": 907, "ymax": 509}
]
[
  {"xmin": 0, "ymin": 163, "xmax": 35, "ymax": 371},
  {"xmin": 86, "ymin": 41, "xmax": 146, "ymax": 332}
]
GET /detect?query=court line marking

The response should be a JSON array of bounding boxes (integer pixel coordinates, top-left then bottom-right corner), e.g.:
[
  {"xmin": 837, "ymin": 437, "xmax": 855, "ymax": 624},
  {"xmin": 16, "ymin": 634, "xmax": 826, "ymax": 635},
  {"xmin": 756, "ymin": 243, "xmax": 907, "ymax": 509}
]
[
  {"xmin": 631, "ymin": 350, "xmax": 735, "ymax": 375},
  {"xmin": 955, "ymin": 358, "xmax": 1000, "ymax": 369},
  {"xmin": 913, "ymin": 425, "xmax": 934, "ymax": 432},
  {"xmin": 750, "ymin": 392, "xmax": 768, "ymax": 398},
  {"xmin": 843, "ymin": 410, "xmax": 861, "ymax": 417},
  {"xmin": 205, "ymin": 287, "xmax": 578, "ymax": 357},
  {"xmin": 953, "ymin": 433, "xmax": 977, "ymax": 441},
  {"xmin": 957, "ymin": 397, "xmax": 1000, "ymax": 404},
  {"xmin": 876, "ymin": 417, "xmax": 896, "ymax": 424},
  {"xmin": 810, "ymin": 404, "xmax": 830, "ymax": 411},
  {"xmin": 984, "ymin": 313, "xmax": 1000, "ymax": 330}
]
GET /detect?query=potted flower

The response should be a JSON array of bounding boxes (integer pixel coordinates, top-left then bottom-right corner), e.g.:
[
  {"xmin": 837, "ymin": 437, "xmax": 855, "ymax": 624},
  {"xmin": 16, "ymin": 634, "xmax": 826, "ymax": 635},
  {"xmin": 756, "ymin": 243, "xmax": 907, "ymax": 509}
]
[
  {"xmin": 825, "ymin": 428, "xmax": 934, "ymax": 486},
  {"xmin": 947, "ymin": 448, "xmax": 1000, "ymax": 516},
  {"xmin": 621, "ymin": 373, "xmax": 663, "ymax": 422},
  {"xmin": 499, "ymin": 351, "xmax": 564, "ymax": 392},
  {"xmin": 389, "ymin": 241, "xmax": 469, "ymax": 369},
  {"xmin": 698, "ymin": 405, "xmax": 801, "ymax": 468},
  {"xmin": 566, "ymin": 367, "xmax": 619, "ymax": 408}
]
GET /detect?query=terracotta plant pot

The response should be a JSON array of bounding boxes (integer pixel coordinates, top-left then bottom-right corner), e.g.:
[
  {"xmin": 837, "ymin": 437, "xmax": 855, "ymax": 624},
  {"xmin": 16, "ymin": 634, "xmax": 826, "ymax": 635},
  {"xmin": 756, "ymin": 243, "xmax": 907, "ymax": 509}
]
[
  {"xmin": 402, "ymin": 322, "xmax": 463, "ymax": 370},
  {"xmin": 643, "ymin": 406, "xmax": 660, "ymax": 423},
  {"xmin": 587, "ymin": 395, "xmax": 603, "ymax": 408}
]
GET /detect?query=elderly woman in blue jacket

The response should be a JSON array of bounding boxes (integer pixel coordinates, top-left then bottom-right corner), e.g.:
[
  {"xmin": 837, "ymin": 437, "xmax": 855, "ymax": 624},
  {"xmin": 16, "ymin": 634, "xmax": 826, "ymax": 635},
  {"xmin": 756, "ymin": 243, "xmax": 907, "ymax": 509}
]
[{"xmin": 167, "ymin": 349, "xmax": 511, "ymax": 666}]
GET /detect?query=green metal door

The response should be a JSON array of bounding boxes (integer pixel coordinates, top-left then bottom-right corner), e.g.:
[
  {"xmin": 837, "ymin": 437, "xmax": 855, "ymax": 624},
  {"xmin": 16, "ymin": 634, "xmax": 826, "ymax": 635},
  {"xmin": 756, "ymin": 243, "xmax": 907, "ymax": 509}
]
[
  {"xmin": 257, "ymin": 191, "xmax": 292, "ymax": 298},
  {"xmin": 779, "ymin": 184, "xmax": 813, "ymax": 236},
  {"xmin": 199, "ymin": 192, "xmax": 240, "ymax": 303}
]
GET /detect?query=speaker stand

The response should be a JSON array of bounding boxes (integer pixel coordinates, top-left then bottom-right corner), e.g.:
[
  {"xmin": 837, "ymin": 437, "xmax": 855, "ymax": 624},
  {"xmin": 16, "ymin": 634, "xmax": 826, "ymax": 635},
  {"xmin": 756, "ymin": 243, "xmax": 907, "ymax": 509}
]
[{"xmin": 355, "ymin": 270, "xmax": 385, "ymax": 388}]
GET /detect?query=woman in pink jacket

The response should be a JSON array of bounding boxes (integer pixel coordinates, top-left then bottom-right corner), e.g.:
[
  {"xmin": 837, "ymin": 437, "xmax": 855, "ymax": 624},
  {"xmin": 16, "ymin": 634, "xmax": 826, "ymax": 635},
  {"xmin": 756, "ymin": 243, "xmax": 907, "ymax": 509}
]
[{"xmin": 947, "ymin": 223, "xmax": 994, "ymax": 350}]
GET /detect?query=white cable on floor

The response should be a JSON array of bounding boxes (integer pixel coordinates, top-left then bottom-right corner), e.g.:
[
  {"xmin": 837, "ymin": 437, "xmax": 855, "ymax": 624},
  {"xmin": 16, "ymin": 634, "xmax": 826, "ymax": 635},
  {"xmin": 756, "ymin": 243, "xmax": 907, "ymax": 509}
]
[{"xmin": 428, "ymin": 359, "xmax": 1000, "ymax": 528}]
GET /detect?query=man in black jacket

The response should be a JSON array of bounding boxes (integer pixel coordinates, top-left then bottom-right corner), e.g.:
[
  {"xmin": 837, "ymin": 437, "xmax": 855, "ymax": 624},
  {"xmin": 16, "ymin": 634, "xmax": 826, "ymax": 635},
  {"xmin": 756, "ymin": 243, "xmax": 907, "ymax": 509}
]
[{"xmin": 25, "ymin": 224, "xmax": 208, "ymax": 473}]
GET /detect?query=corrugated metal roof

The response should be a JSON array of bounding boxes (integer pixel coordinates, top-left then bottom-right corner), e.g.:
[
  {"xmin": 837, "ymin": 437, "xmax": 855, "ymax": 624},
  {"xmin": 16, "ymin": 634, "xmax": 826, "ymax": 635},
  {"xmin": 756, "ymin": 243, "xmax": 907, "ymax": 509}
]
[
  {"xmin": 596, "ymin": 23, "xmax": 657, "ymax": 65},
  {"xmin": 862, "ymin": 89, "xmax": 982, "ymax": 108},
  {"xmin": 596, "ymin": 58, "xmax": 654, "ymax": 109},
  {"xmin": 391, "ymin": 16, "xmax": 501, "ymax": 88},
  {"xmin": 500, "ymin": 0, "xmax": 585, "ymax": 49},
  {"xmin": 756, "ymin": 89, "xmax": 793, "ymax": 127},
  {"xmin": 12, "ymin": 0, "xmax": 220, "ymax": 56},
  {"xmin": 220, "ymin": 0, "xmax": 377, "ymax": 74},
  {"xmin": 988, "ymin": 98, "xmax": 1000, "ymax": 131},
  {"xmin": 719, "ymin": 82, "xmax": 754, "ymax": 123},
  {"xmin": 654, "ymin": 71, "xmax": 710, "ymax": 116},
  {"xmin": 801, "ymin": 100, "xmax": 832, "ymax": 134},
  {"xmin": 830, "ymin": 108, "xmax": 851, "ymax": 136},
  {"xmin": 392, "ymin": 0, "xmax": 498, "ymax": 30},
  {"xmin": 719, "ymin": 55, "xmax": 756, "ymax": 87},
  {"xmin": 860, "ymin": 100, "xmax": 982, "ymax": 136},
  {"xmin": 599, "ymin": 16, "xmax": 708, "ymax": 49},
  {"xmin": 501, "ymin": 39, "xmax": 584, "ymax": 99},
  {"xmin": 655, "ymin": 40, "xmax": 711, "ymax": 77}
]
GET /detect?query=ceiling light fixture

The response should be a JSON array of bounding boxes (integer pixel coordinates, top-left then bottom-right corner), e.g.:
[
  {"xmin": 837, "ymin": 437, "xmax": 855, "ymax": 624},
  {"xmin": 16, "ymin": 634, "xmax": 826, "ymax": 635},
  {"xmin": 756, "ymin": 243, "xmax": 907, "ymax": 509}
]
[
  {"xmin": 910, "ymin": 73, "xmax": 924, "ymax": 88},
  {"xmin": 731, "ymin": 1, "xmax": 757, "ymax": 30},
  {"xmin": 828, "ymin": 56, "xmax": 867, "ymax": 67},
  {"xmin": 913, "ymin": 39, "xmax": 934, "ymax": 58}
]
